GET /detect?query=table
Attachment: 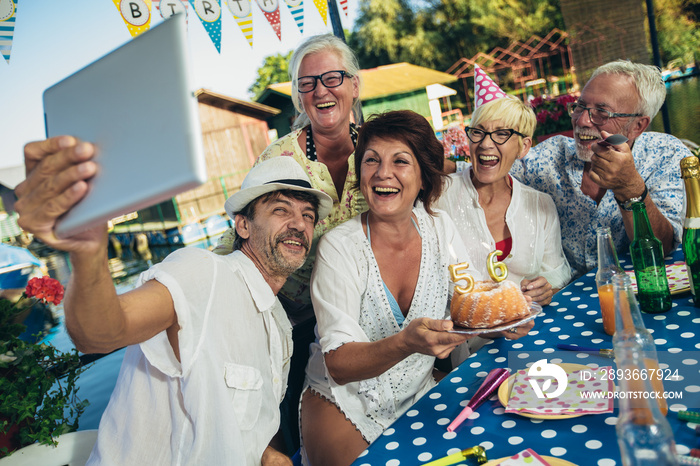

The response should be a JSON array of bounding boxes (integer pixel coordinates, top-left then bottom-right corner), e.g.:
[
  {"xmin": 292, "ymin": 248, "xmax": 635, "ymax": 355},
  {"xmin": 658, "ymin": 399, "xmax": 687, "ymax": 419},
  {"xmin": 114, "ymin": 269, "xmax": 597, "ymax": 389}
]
[{"xmin": 352, "ymin": 249, "xmax": 700, "ymax": 466}]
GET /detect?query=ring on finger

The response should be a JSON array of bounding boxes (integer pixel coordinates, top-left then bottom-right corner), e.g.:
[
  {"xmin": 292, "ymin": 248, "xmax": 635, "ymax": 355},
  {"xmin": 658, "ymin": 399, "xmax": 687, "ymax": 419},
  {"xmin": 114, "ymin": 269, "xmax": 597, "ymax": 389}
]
[{"xmin": 508, "ymin": 327, "xmax": 518, "ymax": 334}]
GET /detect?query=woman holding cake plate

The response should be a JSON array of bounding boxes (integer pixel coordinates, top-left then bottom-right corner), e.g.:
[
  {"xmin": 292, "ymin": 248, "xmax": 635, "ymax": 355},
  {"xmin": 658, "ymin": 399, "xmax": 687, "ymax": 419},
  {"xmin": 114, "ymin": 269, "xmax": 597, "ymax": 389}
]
[
  {"xmin": 299, "ymin": 111, "xmax": 533, "ymax": 466},
  {"xmin": 438, "ymin": 65, "xmax": 572, "ymax": 307}
]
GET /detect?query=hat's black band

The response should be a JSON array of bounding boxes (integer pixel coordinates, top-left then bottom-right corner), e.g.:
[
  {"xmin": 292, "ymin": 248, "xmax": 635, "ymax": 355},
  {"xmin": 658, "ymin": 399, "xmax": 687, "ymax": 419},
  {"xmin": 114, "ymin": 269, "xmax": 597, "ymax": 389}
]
[{"xmin": 266, "ymin": 179, "xmax": 313, "ymax": 189}]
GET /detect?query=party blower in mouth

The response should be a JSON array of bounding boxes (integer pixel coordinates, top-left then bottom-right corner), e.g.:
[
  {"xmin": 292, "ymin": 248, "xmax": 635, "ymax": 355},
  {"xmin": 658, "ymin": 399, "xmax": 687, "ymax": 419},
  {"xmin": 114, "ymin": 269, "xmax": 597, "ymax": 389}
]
[{"xmin": 598, "ymin": 133, "xmax": 629, "ymax": 147}]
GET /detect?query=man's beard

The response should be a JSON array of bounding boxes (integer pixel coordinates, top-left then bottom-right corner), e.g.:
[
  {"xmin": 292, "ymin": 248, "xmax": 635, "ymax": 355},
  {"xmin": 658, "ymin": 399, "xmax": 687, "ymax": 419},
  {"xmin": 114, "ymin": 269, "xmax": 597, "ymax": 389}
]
[
  {"xmin": 263, "ymin": 230, "xmax": 310, "ymax": 276},
  {"xmin": 575, "ymin": 139, "xmax": 595, "ymax": 162}
]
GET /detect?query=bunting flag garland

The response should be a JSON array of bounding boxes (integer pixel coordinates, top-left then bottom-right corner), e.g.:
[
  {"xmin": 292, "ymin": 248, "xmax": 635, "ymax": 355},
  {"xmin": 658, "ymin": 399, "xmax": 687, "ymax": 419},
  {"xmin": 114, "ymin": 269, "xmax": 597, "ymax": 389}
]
[
  {"xmin": 255, "ymin": 0, "xmax": 281, "ymax": 41},
  {"xmin": 312, "ymin": 0, "xmax": 327, "ymax": 25},
  {"xmin": 113, "ymin": 0, "xmax": 152, "ymax": 37},
  {"xmin": 283, "ymin": 0, "xmax": 303, "ymax": 34},
  {"xmin": 226, "ymin": 0, "xmax": 253, "ymax": 47},
  {"xmin": 154, "ymin": 0, "xmax": 189, "ymax": 22},
  {"xmin": 0, "ymin": 0, "xmax": 17, "ymax": 64},
  {"xmin": 189, "ymin": 0, "xmax": 222, "ymax": 52},
  {"xmin": 339, "ymin": 0, "xmax": 348, "ymax": 16}
]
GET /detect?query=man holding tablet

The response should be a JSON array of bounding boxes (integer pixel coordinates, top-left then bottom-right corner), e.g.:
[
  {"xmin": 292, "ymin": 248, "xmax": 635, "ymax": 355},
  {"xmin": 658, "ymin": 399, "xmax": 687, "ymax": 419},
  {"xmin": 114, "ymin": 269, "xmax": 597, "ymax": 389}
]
[{"xmin": 15, "ymin": 137, "xmax": 332, "ymax": 465}]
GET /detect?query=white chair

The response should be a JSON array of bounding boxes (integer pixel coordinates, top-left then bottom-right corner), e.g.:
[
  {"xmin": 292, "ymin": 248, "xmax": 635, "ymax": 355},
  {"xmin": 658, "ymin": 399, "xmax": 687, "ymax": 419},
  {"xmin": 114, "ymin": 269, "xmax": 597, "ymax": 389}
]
[{"xmin": 0, "ymin": 430, "xmax": 98, "ymax": 466}]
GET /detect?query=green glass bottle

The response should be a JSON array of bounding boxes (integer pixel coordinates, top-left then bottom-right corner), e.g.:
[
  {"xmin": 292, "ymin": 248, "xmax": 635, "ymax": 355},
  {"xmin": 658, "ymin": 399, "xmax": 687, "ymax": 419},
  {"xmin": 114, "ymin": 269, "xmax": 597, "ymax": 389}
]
[
  {"xmin": 680, "ymin": 155, "xmax": 700, "ymax": 307},
  {"xmin": 629, "ymin": 201, "xmax": 672, "ymax": 313}
]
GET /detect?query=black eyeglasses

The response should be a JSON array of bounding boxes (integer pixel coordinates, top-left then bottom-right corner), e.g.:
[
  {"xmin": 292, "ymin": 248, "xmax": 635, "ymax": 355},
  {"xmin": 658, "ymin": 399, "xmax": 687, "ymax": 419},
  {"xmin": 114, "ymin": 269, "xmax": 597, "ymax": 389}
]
[
  {"xmin": 297, "ymin": 70, "xmax": 352, "ymax": 93},
  {"xmin": 567, "ymin": 102, "xmax": 642, "ymax": 126},
  {"xmin": 465, "ymin": 127, "xmax": 526, "ymax": 145}
]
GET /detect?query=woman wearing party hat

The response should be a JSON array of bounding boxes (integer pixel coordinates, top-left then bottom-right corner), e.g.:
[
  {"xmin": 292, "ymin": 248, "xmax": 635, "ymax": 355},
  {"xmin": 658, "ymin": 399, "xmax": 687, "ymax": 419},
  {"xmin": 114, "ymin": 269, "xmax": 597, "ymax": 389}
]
[{"xmin": 437, "ymin": 65, "xmax": 572, "ymax": 308}]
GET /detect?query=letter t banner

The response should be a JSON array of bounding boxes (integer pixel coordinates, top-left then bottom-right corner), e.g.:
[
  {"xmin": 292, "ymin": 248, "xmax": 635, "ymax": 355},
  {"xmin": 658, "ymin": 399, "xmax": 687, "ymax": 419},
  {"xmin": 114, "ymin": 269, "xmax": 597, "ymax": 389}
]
[
  {"xmin": 154, "ymin": 0, "xmax": 189, "ymax": 24},
  {"xmin": 113, "ymin": 0, "xmax": 153, "ymax": 37}
]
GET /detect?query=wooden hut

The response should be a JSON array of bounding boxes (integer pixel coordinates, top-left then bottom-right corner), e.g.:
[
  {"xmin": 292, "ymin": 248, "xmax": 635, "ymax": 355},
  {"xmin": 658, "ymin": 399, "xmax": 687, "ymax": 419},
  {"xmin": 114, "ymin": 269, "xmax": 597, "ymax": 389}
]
[{"xmin": 110, "ymin": 89, "xmax": 280, "ymax": 247}]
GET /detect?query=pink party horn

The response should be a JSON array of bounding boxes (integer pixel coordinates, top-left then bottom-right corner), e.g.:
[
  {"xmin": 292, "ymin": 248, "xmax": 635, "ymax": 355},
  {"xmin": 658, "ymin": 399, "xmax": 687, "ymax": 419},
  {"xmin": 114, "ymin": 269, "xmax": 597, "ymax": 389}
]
[{"xmin": 447, "ymin": 368, "xmax": 510, "ymax": 432}]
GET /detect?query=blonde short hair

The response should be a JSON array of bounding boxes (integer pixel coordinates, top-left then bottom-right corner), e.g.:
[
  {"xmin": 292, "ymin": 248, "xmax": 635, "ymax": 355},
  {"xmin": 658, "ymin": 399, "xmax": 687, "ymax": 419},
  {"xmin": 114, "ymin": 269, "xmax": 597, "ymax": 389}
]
[{"xmin": 470, "ymin": 95, "xmax": 537, "ymax": 138}]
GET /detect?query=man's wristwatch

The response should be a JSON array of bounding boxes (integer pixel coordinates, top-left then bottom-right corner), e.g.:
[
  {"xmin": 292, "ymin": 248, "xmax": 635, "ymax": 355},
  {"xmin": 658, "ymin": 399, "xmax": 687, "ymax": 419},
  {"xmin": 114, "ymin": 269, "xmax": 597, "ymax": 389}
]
[{"xmin": 616, "ymin": 184, "xmax": 648, "ymax": 211}]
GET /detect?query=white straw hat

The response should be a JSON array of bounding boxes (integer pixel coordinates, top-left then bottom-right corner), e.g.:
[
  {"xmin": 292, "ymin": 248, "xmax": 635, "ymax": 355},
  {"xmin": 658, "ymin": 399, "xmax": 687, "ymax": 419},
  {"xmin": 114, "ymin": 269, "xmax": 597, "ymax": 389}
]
[{"xmin": 225, "ymin": 157, "xmax": 333, "ymax": 220}]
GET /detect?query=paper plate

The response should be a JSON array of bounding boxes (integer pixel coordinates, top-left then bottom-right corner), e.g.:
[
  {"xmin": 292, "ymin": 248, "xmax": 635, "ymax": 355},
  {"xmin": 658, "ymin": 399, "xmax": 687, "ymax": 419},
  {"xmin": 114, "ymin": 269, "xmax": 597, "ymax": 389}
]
[
  {"xmin": 497, "ymin": 363, "xmax": 592, "ymax": 420},
  {"xmin": 625, "ymin": 263, "xmax": 691, "ymax": 295},
  {"xmin": 448, "ymin": 303, "xmax": 542, "ymax": 335},
  {"xmin": 483, "ymin": 456, "xmax": 577, "ymax": 466}
]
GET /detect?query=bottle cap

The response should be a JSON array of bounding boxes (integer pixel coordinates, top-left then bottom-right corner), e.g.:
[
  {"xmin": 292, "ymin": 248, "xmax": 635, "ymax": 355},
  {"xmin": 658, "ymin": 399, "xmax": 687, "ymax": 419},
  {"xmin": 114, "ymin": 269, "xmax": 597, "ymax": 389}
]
[{"xmin": 681, "ymin": 156, "xmax": 700, "ymax": 178}]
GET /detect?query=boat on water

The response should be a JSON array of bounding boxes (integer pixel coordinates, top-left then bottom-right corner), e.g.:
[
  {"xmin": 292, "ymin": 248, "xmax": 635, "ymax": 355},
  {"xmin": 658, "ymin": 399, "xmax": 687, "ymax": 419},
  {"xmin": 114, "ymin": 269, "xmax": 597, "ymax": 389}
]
[
  {"xmin": 0, "ymin": 243, "xmax": 43, "ymax": 290},
  {"xmin": 662, "ymin": 63, "xmax": 699, "ymax": 82},
  {"xmin": 0, "ymin": 243, "xmax": 58, "ymax": 342}
]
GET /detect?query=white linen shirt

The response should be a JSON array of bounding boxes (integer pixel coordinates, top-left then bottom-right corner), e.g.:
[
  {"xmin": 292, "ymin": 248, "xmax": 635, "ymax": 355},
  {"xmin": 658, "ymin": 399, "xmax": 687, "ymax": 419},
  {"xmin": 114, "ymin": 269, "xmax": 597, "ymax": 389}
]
[
  {"xmin": 87, "ymin": 248, "xmax": 292, "ymax": 466},
  {"xmin": 305, "ymin": 208, "xmax": 480, "ymax": 443},
  {"xmin": 509, "ymin": 133, "xmax": 687, "ymax": 277},
  {"xmin": 437, "ymin": 166, "xmax": 572, "ymax": 289}
]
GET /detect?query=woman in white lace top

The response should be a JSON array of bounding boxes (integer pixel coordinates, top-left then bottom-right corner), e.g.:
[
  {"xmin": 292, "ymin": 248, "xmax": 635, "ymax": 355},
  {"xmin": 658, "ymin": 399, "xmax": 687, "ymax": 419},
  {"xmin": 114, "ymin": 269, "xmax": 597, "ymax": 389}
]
[{"xmin": 299, "ymin": 111, "xmax": 531, "ymax": 465}]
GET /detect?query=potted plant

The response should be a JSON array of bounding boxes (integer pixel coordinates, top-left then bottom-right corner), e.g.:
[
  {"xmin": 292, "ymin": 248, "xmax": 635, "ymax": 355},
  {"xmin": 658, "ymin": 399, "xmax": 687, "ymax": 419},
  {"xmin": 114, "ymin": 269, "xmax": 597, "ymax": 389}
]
[
  {"xmin": 531, "ymin": 93, "xmax": 578, "ymax": 143},
  {"xmin": 0, "ymin": 277, "xmax": 89, "ymax": 458}
]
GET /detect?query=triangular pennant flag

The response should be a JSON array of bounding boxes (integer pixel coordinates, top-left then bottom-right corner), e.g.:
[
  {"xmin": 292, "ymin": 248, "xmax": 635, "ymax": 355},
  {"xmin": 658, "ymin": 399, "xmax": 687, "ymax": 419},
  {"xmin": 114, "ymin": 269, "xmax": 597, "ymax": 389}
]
[
  {"xmin": 113, "ymin": 0, "xmax": 153, "ymax": 37},
  {"xmin": 190, "ymin": 0, "xmax": 222, "ymax": 53},
  {"xmin": 473, "ymin": 64, "xmax": 507, "ymax": 108},
  {"xmin": 226, "ymin": 0, "xmax": 253, "ymax": 47},
  {"xmin": 284, "ymin": 0, "xmax": 304, "ymax": 34},
  {"xmin": 312, "ymin": 0, "xmax": 327, "ymax": 25},
  {"xmin": 255, "ymin": 0, "xmax": 281, "ymax": 41},
  {"xmin": 154, "ymin": 0, "xmax": 189, "ymax": 23},
  {"xmin": 0, "ymin": 0, "xmax": 18, "ymax": 64},
  {"xmin": 339, "ymin": 0, "xmax": 348, "ymax": 16}
]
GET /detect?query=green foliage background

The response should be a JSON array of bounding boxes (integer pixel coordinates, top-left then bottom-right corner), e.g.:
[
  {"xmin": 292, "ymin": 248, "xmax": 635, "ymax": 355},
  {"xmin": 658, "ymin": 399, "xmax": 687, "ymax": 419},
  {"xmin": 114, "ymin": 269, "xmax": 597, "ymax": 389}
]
[{"xmin": 248, "ymin": 0, "xmax": 699, "ymax": 99}]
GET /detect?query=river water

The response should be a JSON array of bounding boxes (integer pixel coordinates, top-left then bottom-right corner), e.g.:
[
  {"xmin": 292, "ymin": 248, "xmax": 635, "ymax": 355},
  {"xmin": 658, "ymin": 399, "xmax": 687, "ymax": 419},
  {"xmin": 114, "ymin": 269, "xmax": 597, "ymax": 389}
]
[{"xmin": 650, "ymin": 76, "xmax": 699, "ymax": 145}]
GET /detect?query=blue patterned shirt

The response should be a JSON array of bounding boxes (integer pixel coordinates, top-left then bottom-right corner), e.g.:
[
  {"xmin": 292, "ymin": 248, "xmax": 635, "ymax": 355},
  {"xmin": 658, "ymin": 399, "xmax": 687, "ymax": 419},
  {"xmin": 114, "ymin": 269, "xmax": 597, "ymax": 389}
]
[{"xmin": 509, "ymin": 132, "xmax": 689, "ymax": 277}]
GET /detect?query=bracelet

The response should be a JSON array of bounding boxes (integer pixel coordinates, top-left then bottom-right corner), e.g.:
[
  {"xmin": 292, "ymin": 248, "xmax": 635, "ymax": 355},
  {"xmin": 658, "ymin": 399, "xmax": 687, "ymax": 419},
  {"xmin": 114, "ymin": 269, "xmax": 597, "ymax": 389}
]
[{"xmin": 616, "ymin": 184, "xmax": 648, "ymax": 211}]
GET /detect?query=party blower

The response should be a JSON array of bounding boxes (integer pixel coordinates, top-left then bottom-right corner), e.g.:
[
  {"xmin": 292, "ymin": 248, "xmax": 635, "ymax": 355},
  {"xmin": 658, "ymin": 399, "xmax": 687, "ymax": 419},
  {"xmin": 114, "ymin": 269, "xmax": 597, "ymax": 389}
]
[{"xmin": 447, "ymin": 368, "xmax": 510, "ymax": 432}]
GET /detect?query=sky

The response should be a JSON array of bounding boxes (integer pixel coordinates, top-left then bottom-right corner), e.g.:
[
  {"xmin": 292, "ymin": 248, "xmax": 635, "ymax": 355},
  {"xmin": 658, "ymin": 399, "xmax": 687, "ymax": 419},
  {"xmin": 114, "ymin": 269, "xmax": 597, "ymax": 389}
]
[{"xmin": 0, "ymin": 0, "xmax": 359, "ymax": 171}]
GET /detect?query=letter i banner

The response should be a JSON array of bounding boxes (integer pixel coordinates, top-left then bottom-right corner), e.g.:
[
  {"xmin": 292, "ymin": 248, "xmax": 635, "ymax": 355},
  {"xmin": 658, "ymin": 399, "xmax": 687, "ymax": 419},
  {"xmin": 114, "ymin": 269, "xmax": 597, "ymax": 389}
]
[
  {"xmin": 0, "ymin": 0, "xmax": 17, "ymax": 64},
  {"xmin": 312, "ymin": 0, "xmax": 326, "ymax": 25},
  {"xmin": 190, "ymin": 0, "xmax": 222, "ymax": 52},
  {"xmin": 154, "ymin": 0, "xmax": 189, "ymax": 23},
  {"xmin": 284, "ymin": 0, "xmax": 303, "ymax": 34},
  {"xmin": 113, "ymin": 0, "xmax": 153, "ymax": 37},
  {"xmin": 226, "ymin": 0, "xmax": 253, "ymax": 47},
  {"xmin": 255, "ymin": 0, "xmax": 281, "ymax": 41}
]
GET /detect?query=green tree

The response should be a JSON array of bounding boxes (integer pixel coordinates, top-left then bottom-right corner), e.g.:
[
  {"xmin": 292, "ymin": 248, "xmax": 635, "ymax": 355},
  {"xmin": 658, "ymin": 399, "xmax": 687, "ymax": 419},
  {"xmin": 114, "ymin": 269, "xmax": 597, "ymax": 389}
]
[
  {"xmin": 348, "ymin": 0, "xmax": 419, "ymax": 68},
  {"xmin": 248, "ymin": 50, "xmax": 294, "ymax": 100},
  {"xmin": 466, "ymin": 0, "xmax": 563, "ymax": 43},
  {"xmin": 652, "ymin": 0, "xmax": 700, "ymax": 67},
  {"xmin": 348, "ymin": 0, "xmax": 564, "ymax": 73}
]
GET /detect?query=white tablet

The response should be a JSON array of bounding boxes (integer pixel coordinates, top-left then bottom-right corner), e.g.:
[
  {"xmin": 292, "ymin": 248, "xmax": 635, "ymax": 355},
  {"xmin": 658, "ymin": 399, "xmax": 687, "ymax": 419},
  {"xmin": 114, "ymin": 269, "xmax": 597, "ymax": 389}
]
[{"xmin": 43, "ymin": 14, "xmax": 207, "ymax": 239}]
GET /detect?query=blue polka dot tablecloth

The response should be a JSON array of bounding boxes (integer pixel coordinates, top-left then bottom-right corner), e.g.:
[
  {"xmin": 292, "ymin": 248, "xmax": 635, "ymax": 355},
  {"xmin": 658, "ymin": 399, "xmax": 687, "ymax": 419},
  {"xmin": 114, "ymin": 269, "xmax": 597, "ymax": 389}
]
[{"xmin": 352, "ymin": 248, "xmax": 700, "ymax": 466}]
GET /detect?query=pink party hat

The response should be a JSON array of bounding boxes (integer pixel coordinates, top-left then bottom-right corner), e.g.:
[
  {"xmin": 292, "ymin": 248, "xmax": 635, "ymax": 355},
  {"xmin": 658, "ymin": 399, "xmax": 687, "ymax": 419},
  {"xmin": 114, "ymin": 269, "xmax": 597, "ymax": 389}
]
[{"xmin": 473, "ymin": 64, "xmax": 507, "ymax": 108}]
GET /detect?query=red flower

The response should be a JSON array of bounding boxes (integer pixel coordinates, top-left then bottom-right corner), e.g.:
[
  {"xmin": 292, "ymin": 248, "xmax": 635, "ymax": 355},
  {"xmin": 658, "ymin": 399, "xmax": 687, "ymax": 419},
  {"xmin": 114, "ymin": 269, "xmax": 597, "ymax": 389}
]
[
  {"xmin": 556, "ymin": 94, "xmax": 577, "ymax": 107},
  {"xmin": 25, "ymin": 277, "xmax": 64, "ymax": 305},
  {"xmin": 530, "ymin": 96, "xmax": 544, "ymax": 108},
  {"xmin": 536, "ymin": 109, "xmax": 551, "ymax": 125}
]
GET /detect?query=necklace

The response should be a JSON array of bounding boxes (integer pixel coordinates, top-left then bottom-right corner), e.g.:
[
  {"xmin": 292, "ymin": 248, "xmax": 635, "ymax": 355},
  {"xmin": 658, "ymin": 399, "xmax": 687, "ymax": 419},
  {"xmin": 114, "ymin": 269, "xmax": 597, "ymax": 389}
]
[{"xmin": 306, "ymin": 123, "xmax": 358, "ymax": 162}]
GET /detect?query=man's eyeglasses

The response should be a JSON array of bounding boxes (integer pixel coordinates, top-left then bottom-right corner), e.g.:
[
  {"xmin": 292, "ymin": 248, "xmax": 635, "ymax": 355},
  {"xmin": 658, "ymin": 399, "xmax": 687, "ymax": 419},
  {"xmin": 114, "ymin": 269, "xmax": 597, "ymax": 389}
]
[
  {"xmin": 567, "ymin": 102, "xmax": 642, "ymax": 126},
  {"xmin": 465, "ymin": 127, "xmax": 526, "ymax": 145},
  {"xmin": 297, "ymin": 70, "xmax": 352, "ymax": 93}
]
